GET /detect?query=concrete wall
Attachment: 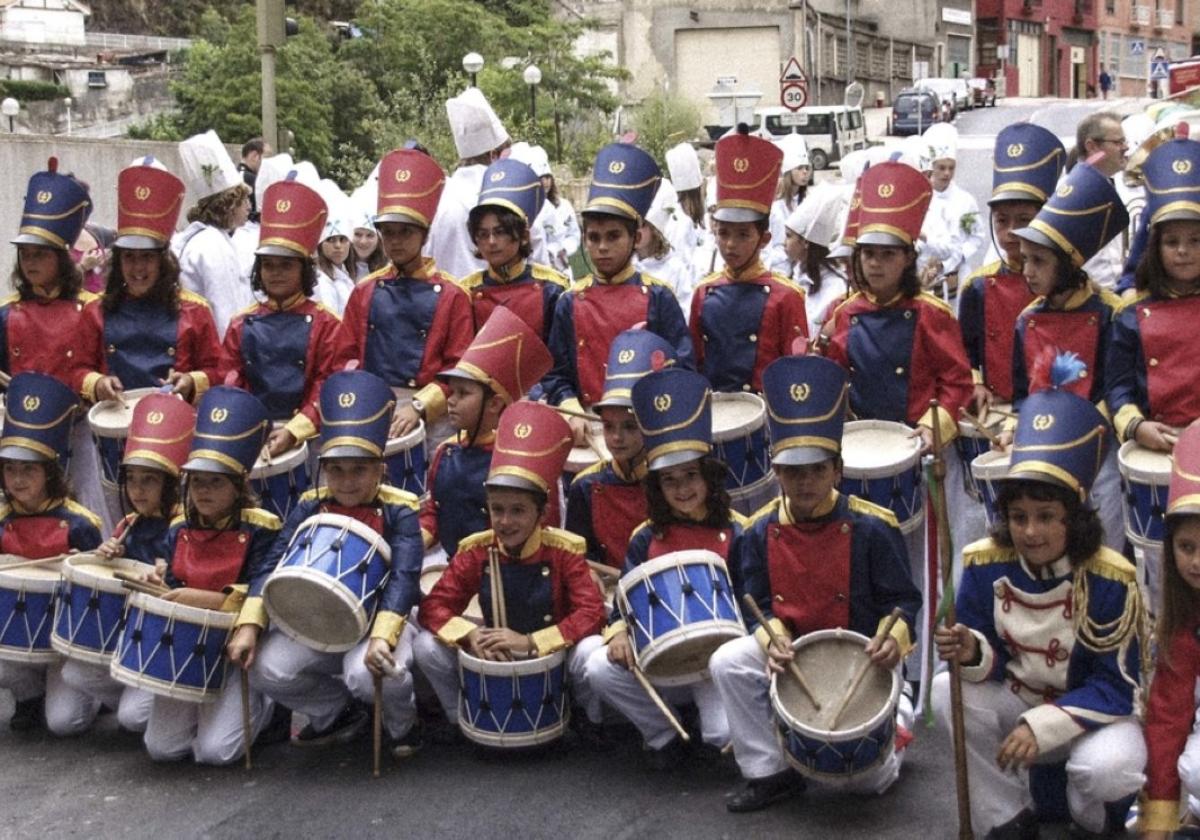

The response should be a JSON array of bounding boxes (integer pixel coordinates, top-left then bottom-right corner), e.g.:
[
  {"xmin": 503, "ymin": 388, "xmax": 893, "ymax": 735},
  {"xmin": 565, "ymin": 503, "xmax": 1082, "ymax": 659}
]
[
  {"xmin": 1, "ymin": 6, "xmax": 85, "ymax": 46},
  {"xmin": 4, "ymin": 69, "xmax": 170, "ymax": 135}
]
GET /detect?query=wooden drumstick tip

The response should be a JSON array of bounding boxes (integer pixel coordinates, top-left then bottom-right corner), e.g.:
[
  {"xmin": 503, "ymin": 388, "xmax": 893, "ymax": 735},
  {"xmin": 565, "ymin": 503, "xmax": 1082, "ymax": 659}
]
[
  {"xmin": 957, "ymin": 405, "xmax": 1002, "ymax": 447},
  {"xmin": 632, "ymin": 665, "xmax": 690, "ymax": 743}
]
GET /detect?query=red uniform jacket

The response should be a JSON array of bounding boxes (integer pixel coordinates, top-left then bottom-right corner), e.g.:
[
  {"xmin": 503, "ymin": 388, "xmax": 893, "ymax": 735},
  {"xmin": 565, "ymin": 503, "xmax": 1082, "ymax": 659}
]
[
  {"xmin": 1143, "ymin": 623, "xmax": 1200, "ymax": 832},
  {"xmin": 0, "ymin": 291, "xmax": 102, "ymax": 397}
]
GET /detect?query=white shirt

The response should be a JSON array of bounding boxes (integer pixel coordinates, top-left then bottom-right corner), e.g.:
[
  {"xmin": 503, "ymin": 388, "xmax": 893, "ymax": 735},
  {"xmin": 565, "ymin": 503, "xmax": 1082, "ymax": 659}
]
[
  {"xmin": 690, "ymin": 227, "xmax": 724, "ymax": 280},
  {"xmin": 794, "ymin": 262, "xmax": 849, "ymax": 338},
  {"xmin": 425, "ymin": 164, "xmax": 486, "ymax": 281},
  {"xmin": 636, "ymin": 250, "xmax": 698, "ymax": 317},
  {"xmin": 765, "ymin": 197, "xmax": 799, "ymax": 275},
  {"xmin": 172, "ymin": 221, "xmax": 253, "ymax": 339},
  {"xmin": 919, "ymin": 181, "xmax": 984, "ymax": 277},
  {"xmin": 314, "ymin": 264, "xmax": 356, "ymax": 316},
  {"xmin": 664, "ymin": 209, "xmax": 703, "ymax": 267},
  {"xmin": 543, "ymin": 197, "xmax": 580, "ymax": 278}
]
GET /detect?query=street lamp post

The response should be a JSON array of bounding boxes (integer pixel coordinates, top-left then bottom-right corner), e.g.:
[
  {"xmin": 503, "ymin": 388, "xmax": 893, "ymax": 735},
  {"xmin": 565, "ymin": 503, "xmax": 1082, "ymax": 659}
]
[
  {"xmin": 2, "ymin": 97, "xmax": 18, "ymax": 133},
  {"xmin": 462, "ymin": 52, "xmax": 484, "ymax": 88},
  {"xmin": 63, "ymin": 97, "xmax": 72, "ymax": 136},
  {"xmin": 523, "ymin": 64, "xmax": 542, "ymax": 123}
]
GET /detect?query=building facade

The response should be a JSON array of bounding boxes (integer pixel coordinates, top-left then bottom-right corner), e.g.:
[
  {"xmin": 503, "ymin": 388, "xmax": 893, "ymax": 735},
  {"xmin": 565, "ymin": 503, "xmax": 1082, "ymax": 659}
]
[
  {"xmin": 0, "ymin": 0, "xmax": 89, "ymax": 46},
  {"xmin": 1097, "ymin": 0, "xmax": 1192, "ymax": 97},
  {"xmin": 975, "ymin": 0, "xmax": 1099, "ymax": 97}
]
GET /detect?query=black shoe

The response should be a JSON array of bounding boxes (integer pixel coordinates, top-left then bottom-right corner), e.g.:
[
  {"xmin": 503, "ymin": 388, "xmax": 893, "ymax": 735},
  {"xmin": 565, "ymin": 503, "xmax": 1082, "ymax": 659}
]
[
  {"xmin": 569, "ymin": 711, "xmax": 612, "ymax": 751},
  {"xmin": 9, "ymin": 696, "xmax": 44, "ymax": 732},
  {"xmin": 292, "ymin": 702, "xmax": 367, "ymax": 747},
  {"xmin": 725, "ymin": 769, "xmax": 805, "ymax": 813},
  {"xmin": 643, "ymin": 736, "xmax": 689, "ymax": 772},
  {"xmin": 386, "ymin": 722, "xmax": 424, "ymax": 760},
  {"xmin": 985, "ymin": 809, "xmax": 1039, "ymax": 840},
  {"xmin": 255, "ymin": 704, "xmax": 292, "ymax": 747}
]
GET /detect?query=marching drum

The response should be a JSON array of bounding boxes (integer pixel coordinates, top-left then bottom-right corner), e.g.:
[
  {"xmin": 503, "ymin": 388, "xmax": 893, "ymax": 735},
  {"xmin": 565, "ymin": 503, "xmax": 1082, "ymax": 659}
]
[
  {"xmin": 840, "ymin": 420, "xmax": 924, "ymax": 534},
  {"xmin": 110, "ymin": 593, "xmax": 235, "ymax": 702},
  {"xmin": 51, "ymin": 554, "xmax": 144, "ymax": 665},
  {"xmin": 87, "ymin": 388, "xmax": 158, "ymax": 491},
  {"xmin": 262, "ymin": 513, "xmax": 392, "ymax": 652},
  {"xmin": 0, "ymin": 561, "xmax": 62, "ymax": 663},
  {"xmin": 956, "ymin": 403, "xmax": 1011, "ymax": 500},
  {"xmin": 616, "ymin": 550, "xmax": 744, "ymax": 686},
  {"xmin": 770, "ymin": 628, "xmax": 901, "ymax": 781},
  {"xmin": 384, "ymin": 421, "xmax": 428, "ymax": 499},
  {"xmin": 563, "ymin": 420, "xmax": 610, "ymax": 486},
  {"xmin": 457, "ymin": 648, "xmax": 568, "ymax": 748},
  {"xmin": 250, "ymin": 440, "xmax": 310, "ymax": 522},
  {"xmin": 1118, "ymin": 441, "xmax": 1172, "ymax": 548},
  {"xmin": 971, "ymin": 449, "xmax": 1012, "ymax": 528},
  {"xmin": 712, "ymin": 392, "xmax": 776, "ymax": 516}
]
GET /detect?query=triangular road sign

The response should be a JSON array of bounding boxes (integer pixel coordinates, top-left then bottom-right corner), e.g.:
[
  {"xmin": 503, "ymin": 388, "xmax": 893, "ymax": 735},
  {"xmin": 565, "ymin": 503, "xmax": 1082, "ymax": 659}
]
[{"xmin": 781, "ymin": 57, "xmax": 806, "ymax": 83}]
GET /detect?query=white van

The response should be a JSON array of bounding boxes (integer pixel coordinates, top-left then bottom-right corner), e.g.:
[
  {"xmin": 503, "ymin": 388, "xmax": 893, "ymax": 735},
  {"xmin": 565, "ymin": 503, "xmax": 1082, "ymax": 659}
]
[
  {"xmin": 915, "ymin": 78, "xmax": 971, "ymax": 114},
  {"xmin": 751, "ymin": 105, "xmax": 868, "ymax": 170}
]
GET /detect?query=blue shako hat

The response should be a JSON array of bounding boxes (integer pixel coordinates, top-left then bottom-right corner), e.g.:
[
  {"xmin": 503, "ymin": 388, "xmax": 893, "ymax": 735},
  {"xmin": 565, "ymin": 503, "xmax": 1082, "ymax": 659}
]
[
  {"xmin": 318, "ymin": 370, "xmax": 396, "ymax": 460},
  {"xmin": 762, "ymin": 355, "xmax": 849, "ymax": 466},
  {"xmin": 1015, "ymin": 161, "xmax": 1130, "ymax": 268},
  {"xmin": 13, "ymin": 157, "xmax": 93, "ymax": 250},
  {"xmin": 593, "ymin": 329, "xmax": 677, "ymax": 409},
  {"xmin": 1143, "ymin": 135, "xmax": 1200, "ymax": 226},
  {"xmin": 0, "ymin": 372, "xmax": 78, "ymax": 463},
  {"xmin": 632, "ymin": 368, "xmax": 712, "ymax": 471},
  {"xmin": 584, "ymin": 143, "xmax": 661, "ymax": 221},
  {"xmin": 183, "ymin": 386, "xmax": 271, "ymax": 476},
  {"xmin": 990, "ymin": 123, "xmax": 1066, "ymax": 206},
  {"xmin": 1007, "ymin": 353, "xmax": 1107, "ymax": 500},
  {"xmin": 473, "ymin": 158, "xmax": 546, "ymax": 224}
]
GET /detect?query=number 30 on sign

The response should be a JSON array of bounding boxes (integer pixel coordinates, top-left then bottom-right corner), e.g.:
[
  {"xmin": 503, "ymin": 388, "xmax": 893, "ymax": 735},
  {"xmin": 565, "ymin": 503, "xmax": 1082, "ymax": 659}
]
[{"xmin": 781, "ymin": 82, "xmax": 808, "ymax": 111}]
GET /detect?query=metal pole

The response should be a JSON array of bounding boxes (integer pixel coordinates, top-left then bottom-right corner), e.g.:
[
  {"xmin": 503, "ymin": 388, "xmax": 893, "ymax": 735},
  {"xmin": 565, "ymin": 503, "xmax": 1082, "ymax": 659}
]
[
  {"xmin": 471, "ymin": 71, "xmax": 478, "ymax": 87},
  {"xmin": 529, "ymin": 84, "xmax": 537, "ymax": 122},
  {"xmin": 845, "ymin": 0, "xmax": 852, "ymax": 85},
  {"xmin": 261, "ymin": 46, "xmax": 278, "ymax": 152}
]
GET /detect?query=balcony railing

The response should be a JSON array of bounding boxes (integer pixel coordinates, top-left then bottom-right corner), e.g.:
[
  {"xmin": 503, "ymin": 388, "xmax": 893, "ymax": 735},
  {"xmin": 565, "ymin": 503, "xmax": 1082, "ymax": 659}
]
[
  {"xmin": 1155, "ymin": 7, "xmax": 1175, "ymax": 27},
  {"xmin": 1131, "ymin": 4, "xmax": 1151, "ymax": 25}
]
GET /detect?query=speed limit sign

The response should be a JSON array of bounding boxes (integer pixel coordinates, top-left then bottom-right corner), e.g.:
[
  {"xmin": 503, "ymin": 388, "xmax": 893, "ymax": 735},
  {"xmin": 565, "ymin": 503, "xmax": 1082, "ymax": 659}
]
[{"xmin": 781, "ymin": 82, "xmax": 808, "ymax": 111}]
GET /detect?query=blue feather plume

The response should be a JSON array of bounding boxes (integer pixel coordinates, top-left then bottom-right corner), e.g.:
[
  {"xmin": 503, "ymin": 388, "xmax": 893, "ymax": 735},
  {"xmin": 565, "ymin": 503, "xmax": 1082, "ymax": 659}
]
[{"xmin": 1050, "ymin": 350, "xmax": 1087, "ymax": 388}]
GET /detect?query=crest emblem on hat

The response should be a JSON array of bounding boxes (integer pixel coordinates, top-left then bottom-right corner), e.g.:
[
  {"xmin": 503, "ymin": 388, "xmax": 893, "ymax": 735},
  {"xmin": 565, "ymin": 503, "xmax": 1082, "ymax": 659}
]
[
  {"xmin": 877, "ymin": 183, "xmax": 895, "ymax": 199},
  {"xmin": 1056, "ymin": 184, "xmax": 1073, "ymax": 198},
  {"xmin": 489, "ymin": 171, "xmax": 506, "ymax": 183},
  {"xmin": 653, "ymin": 394, "xmax": 672, "ymax": 412},
  {"xmin": 200, "ymin": 163, "xmax": 218, "ymax": 188},
  {"xmin": 1007, "ymin": 143, "xmax": 1024, "ymax": 158},
  {"xmin": 395, "ymin": 169, "xmax": 411, "ymax": 183},
  {"xmin": 1174, "ymin": 159, "xmax": 1193, "ymax": 175},
  {"xmin": 849, "ymin": 194, "xmax": 861, "ymax": 210},
  {"xmin": 338, "ymin": 393, "xmax": 356, "ymax": 408},
  {"xmin": 210, "ymin": 407, "xmax": 229, "ymax": 424},
  {"xmin": 147, "ymin": 411, "xmax": 164, "ymax": 425},
  {"xmin": 1032, "ymin": 414, "xmax": 1054, "ymax": 431},
  {"xmin": 276, "ymin": 199, "xmax": 292, "ymax": 214},
  {"xmin": 515, "ymin": 423, "xmax": 532, "ymax": 439},
  {"xmin": 135, "ymin": 186, "xmax": 152, "ymax": 201},
  {"xmin": 733, "ymin": 158, "xmax": 750, "ymax": 173},
  {"xmin": 35, "ymin": 190, "xmax": 52, "ymax": 204},
  {"xmin": 790, "ymin": 383, "xmax": 810, "ymax": 403},
  {"xmin": 608, "ymin": 161, "xmax": 626, "ymax": 175},
  {"xmin": 21, "ymin": 395, "xmax": 39, "ymax": 412},
  {"xmin": 617, "ymin": 349, "xmax": 635, "ymax": 365}
]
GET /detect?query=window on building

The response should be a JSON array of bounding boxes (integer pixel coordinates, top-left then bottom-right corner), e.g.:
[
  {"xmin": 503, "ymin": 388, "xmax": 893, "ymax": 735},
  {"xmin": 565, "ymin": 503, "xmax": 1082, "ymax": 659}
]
[
  {"xmin": 1105, "ymin": 0, "xmax": 1115, "ymax": 13},
  {"xmin": 1177, "ymin": 0, "xmax": 1184, "ymax": 24}
]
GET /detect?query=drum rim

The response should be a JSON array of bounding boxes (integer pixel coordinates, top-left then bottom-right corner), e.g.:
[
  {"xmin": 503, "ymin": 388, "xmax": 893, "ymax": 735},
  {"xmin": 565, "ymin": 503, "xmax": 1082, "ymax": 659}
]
[
  {"xmin": 711, "ymin": 391, "xmax": 766, "ymax": 441},
  {"xmin": 286, "ymin": 512, "xmax": 393, "ymax": 564},
  {"xmin": 956, "ymin": 401, "xmax": 1012, "ymax": 439},
  {"xmin": 250, "ymin": 440, "xmax": 309, "ymax": 478},
  {"xmin": 384, "ymin": 419, "xmax": 427, "ymax": 454},
  {"xmin": 637, "ymin": 621, "xmax": 747, "ymax": 687},
  {"xmin": 840, "ymin": 419, "xmax": 921, "ymax": 475},
  {"xmin": 86, "ymin": 387, "xmax": 160, "ymax": 437},
  {"xmin": 616, "ymin": 549, "xmax": 728, "ymax": 600},
  {"xmin": 262, "ymin": 567, "xmax": 371, "ymax": 653},
  {"xmin": 125, "ymin": 591, "xmax": 238, "ymax": 628},
  {"xmin": 0, "ymin": 644, "xmax": 60, "ymax": 663},
  {"xmin": 1117, "ymin": 439, "xmax": 1172, "ymax": 484},
  {"xmin": 970, "ymin": 448, "xmax": 1012, "ymax": 480},
  {"xmin": 457, "ymin": 646, "xmax": 565, "ymax": 675},
  {"xmin": 60, "ymin": 554, "xmax": 146, "ymax": 594},
  {"xmin": 0, "ymin": 561, "xmax": 64, "ymax": 589},
  {"xmin": 109, "ymin": 658, "xmax": 227, "ymax": 703}
]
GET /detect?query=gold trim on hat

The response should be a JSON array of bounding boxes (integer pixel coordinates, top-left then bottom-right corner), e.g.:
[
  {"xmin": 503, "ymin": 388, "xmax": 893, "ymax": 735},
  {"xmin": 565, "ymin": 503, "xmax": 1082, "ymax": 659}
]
[
  {"xmin": 0, "ymin": 436, "xmax": 57, "ymax": 460},
  {"xmin": 452, "ymin": 359, "xmax": 512, "ymax": 405},
  {"xmin": 376, "ymin": 206, "xmax": 431, "ymax": 227},
  {"xmin": 494, "ymin": 434, "xmax": 573, "ymax": 458},
  {"xmin": 186, "ymin": 449, "xmax": 249, "ymax": 475},
  {"xmin": 583, "ymin": 197, "xmax": 640, "ymax": 219},
  {"xmin": 488, "ymin": 465, "xmax": 551, "ymax": 493},
  {"xmin": 860, "ymin": 192, "xmax": 929, "ymax": 214},
  {"xmin": 1151, "ymin": 200, "xmax": 1200, "ymax": 225},
  {"xmin": 319, "ymin": 435, "xmax": 384, "ymax": 458},
  {"xmin": 993, "ymin": 148, "xmax": 1064, "ymax": 174},
  {"xmin": 22, "ymin": 199, "xmax": 91, "ymax": 221},
  {"xmin": 646, "ymin": 440, "xmax": 710, "ymax": 463},
  {"xmin": 766, "ymin": 386, "xmax": 847, "ymax": 425},
  {"xmin": 5, "ymin": 404, "xmax": 76, "ymax": 431},
  {"xmin": 122, "ymin": 449, "xmax": 182, "ymax": 476},
  {"xmin": 475, "ymin": 197, "xmax": 528, "ymax": 222},
  {"xmin": 318, "ymin": 401, "xmax": 395, "ymax": 426},
  {"xmin": 118, "ymin": 196, "xmax": 183, "ymax": 220},
  {"xmin": 991, "ymin": 183, "xmax": 1048, "ymax": 202},
  {"xmin": 591, "ymin": 175, "xmax": 659, "ymax": 190},
  {"xmin": 1026, "ymin": 219, "xmax": 1085, "ymax": 267},
  {"xmin": 857, "ymin": 223, "xmax": 915, "ymax": 245},
  {"xmin": 637, "ymin": 393, "xmax": 709, "ymax": 435}
]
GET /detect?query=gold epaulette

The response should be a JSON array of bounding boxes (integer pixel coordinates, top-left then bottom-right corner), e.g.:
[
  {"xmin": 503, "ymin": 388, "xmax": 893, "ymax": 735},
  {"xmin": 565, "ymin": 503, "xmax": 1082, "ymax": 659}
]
[
  {"xmin": 311, "ymin": 299, "xmax": 341, "ymax": 320},
  {"xmin": 1096, "ymin": 287, "xmax": 1124, "ymax": 311},
  {"xmin": 696, "ymin": 270, "xmax": 724, "ymax": 288},
  {"xmin": 63, "ymin": 498, "xmax": 103, "ymax": 530},
  {"xmin": 299, "ymin": 485, "xmax": 331, "ymax": 503},
  {"xmin": 1018, "ymin": 296, "xmax": 1046, "ymax": 318},
  {"xmin": 0, "ymin": 292, "xmax": 19, "ymax": 306},
  {"xmin": 961, "ymin": 260, "xmax": 1004, "ymax": 295},
  {"xmin": 530, "ymin": 263, "xmax": 569, "ymax": 287},
  {"xmin": 459, "ymin": 270, "xmax": 485, "ymax": 290},
  {"xmin": 730, "ymin": 509, "xmax": 750, "ymax": 528},
  {"xmin": 170, "ymin": 512, "xmax": 187, "ymax": 528},
  {"xmin": 360, "ymin": 263, "xmax": 397, "ymax": 286},
  {"xmin": 378, "ymin": 484, "xmax": 420, "ymax": 510},
  {"xmin": 569, "ymin": 460, "xmax": 607, "ymax": 485},
  {"xmin": 77, "ymin": 289, "xmax": 100, "ymax": 303},
  {"xmin": 747, "ymin": 497, "xmax": 781, "ymax": 527},
  {"xmin": 916, "ymin": 290, "xmax": 954, "ymax": 316},
  {"xmin": 179, "ymin": 289, "xmax": 212, "ymax": 309},
  {"xmin": 457, "ymin": 529, "xmax": 495, "ymax": 552},
  {"xmin": 962, "ymin": 537, "xmax": 1018, "ymax": 567},
  {"xmin": 769, "ymin": 271, "xmax": 806, "ymax": 296},
  {"xmin": 1112, "ymin": 289, "xmax": 1149, "ymax": 315},
  {"xmin": 241, "ymin": 507, "xmax": 282, "ymax": 530},
  {"xmin": 830, "ymin": 291, "xmax": 865, "ymax": 318},
  {"xmin": 1085, "ymin": 546, "xmax": 1137, "ymax": 584},
  {"xmin": 569, "ymin": 275, "xmax": 595, "ymax": 293},
  {"xmin": 638, "ymin": 271, "xmax": 674, "ymax": 291},
  {"xmin": 541, "ymin": 526, "xmax": 586, "ymax": 554},
  {"xmin": 847, "ymin": 495, "xmax": 899, "ymax": 528}
]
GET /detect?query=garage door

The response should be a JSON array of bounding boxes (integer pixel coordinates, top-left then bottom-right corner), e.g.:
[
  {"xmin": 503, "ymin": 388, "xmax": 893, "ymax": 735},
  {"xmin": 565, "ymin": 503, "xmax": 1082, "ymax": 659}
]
[{"xmin": 675, "ymin": 27, "xmax": 781, "ymax": 123}]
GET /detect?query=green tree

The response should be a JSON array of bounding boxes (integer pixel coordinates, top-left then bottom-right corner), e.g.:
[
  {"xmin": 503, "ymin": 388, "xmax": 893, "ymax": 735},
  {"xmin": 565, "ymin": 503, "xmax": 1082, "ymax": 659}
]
[{"xmin": 629, "ymin": 88, "xmax": 703, "ymax": 173}]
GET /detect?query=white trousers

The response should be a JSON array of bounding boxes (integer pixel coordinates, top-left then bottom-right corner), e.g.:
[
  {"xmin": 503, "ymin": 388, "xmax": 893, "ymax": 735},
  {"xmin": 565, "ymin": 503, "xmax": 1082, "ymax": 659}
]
[
  {"xmin": 59, "ymin": 659, "xmax": 153, "ymax": 733},
  {"xmin": 412, "ymin": 629, "xmax": 603, "ymax": 725},
  {"xmin": 584, "ymin": 644, "xmax": 728, "ymax": 749},
  {"xmin": 1091, "ymin": 443, "xmax": 1125, "ymax": 554},
  {"xmin": 252, "ymin": 625, "xmax": 417, "ymax": 740},
  {"xmin": 1174, "ymin": 703, "xmax": 1200, "ymax": 819},
  {"xmin": 69, "ymin": 419, "xmax": 114, "ymax": 536},
  {"xmin": 708, "ymin": 634, "xmax": 904, "ymax": 794},
  {"xmin": 930, "ymin": 672, "xmax": 1145, "ymax": 834},
  {"xmin": 143, "ymin": 667, "xmax": 273, "ymax": 765},
  {"xmin": 0, "ymin": 659, "xmax": 102, "ymax": 735}
]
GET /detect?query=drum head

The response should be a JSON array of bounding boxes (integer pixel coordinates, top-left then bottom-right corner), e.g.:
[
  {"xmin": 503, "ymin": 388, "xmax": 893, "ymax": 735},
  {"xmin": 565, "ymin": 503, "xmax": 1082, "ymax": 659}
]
[
  {"xmin": 841, "ymin": 420, "xmax": 920, "ymax": 475},
  {"xmin": 711, "ymin": 392, "xmax": 765, "ymax": 442},
  {"xmin": 86, "ymin": 388, "xmax": 158, "ymax": 437},
  {"xmin": 1118, "ymin": 440, "xmax": 1172, "ymax": 482},
  {"xmin": 565, "ymin": 421, "xmax": 609, "ymax": 474},
  {"xmin": 251, "ymin": 441, "xmax": 308, "ymax": 479},
  {"xmin": 775, "ymin": 632, "xmax": 895, "ymax": 733},
  {"xmin": 385, "ymin": 420, "xmax": 427, "ymax": 456},
  {"xmin": 263, "ymin": 574, "xmax": 367, "ymax": 652},
  {"xmin": 970, "ymin": 448, "xmax": 1011, "ymax": 480}
]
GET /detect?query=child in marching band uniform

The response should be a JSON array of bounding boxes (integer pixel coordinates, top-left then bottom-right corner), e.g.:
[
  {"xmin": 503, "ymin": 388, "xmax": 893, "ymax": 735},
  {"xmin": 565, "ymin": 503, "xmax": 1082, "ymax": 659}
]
[
  {"xmin": 933, "ymin": 364, "xmax": 1145, "ymax": 839},
  {"xmin": 219, "ymin": 174, "xmax": 340, "ymax": 461},
  {"xmin": 1140, "ymin": 421, "xmax": 1200, "ymax": 837},
  {"xmin": 460, "ymin": 158, "xmax": 567, "ymax": 341},
  {"xmin": 586, "ymin": 367, "xmax": 741, "ymax": 767},
  {"xmin": 709, "ymin": 355, "xmax": 920, "ymax": 812},
  {"xmin": 544, "ymin": 142, "xmax": 693, "ymax": 444},
  {"xmin": 0, "ymin": 373, "xmax": 103, "ymax": 734},
  {"xmin": 422, "ymin": 306, "xmax": 556, "ymax": 559},
  {"xmin": 690, "ymin": 127, "xmax": 808, "ymax": 395},
  {"xmin": 565, "ymin": 330, "xmax": 675, "ymax": 571},
  {"xmin": 229, "ymin": 370, "xmax": 425, "ymax": 758},
  {"xmin": 142, "ymin": 386, "xmax": 280, "ymax": 765},
  {"xmin": 331, "ymin": 149, "xmax": 473, "ymax": 448},
  {"xmin": 414, "ymin": 402, "xmax": 606, "ymax": 732}
]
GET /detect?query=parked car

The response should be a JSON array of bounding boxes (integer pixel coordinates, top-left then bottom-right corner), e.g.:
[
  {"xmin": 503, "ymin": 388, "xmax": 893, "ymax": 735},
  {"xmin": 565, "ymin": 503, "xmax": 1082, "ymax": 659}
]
[
  {"xmin": 968, "ymin": 77, "xmax": 997, "ymax": 107},
  {"xmin": 888, "ymin": 88, "xmax": 941, "ymax": 136},
  {"xmin": 917, "ymin": 77, "xmax": 971, "ymax": 114},
  {"xmin": 751, "ymin": 105, "xmax": 867, "ymax": 169}
]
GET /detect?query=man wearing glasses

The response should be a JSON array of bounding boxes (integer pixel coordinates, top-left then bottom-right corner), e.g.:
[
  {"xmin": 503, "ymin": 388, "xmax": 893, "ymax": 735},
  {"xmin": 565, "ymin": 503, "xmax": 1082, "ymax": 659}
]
[{"xmin": 1068, "ymin": 111, "xmax": 1129, "ymax": 290}]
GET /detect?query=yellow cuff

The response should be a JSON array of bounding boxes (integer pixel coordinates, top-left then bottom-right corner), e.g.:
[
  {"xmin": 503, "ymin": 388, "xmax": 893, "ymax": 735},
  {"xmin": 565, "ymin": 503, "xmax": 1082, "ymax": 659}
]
[
  {"xmin": 531, "ymin": 624, "xmax": 567, "ymax": 657},
  {"xmin": 414, "ymin": 382, "xmax": 446, "ymax": 424},
  {"xmin": 80, "ymin": 371, "xmax": 103, "ymax": 403},
  {"xmin": 283, "ymin": 412, "xmax": 317, "ymax": 443},
  {"xmin": 436, "ymin": 615, "xmax": 478, "ymax": 646},
  {"xmin": 190, "ymin": 370, "xmax": 210, "ymax": 400},
  {"xmin": 235, "ymin": 595, "xmax": 269, "ymax": 629},
  {"xmin": 219, "ymin": 583, "xmax": 248, "ymax": 614},
  {"xmin": 753, "ymin": 617, "xmax": 791, "ymax": 652},
  {"xmin": 918, "ymin": 404, "xmax": 959, "ymax": 445},
  {"xmin": 877, "ymin": 613, "xmax": 914, "ymax": 657},
  {"xmin": 1138, "ymin": 797, "xmax": 1182, "ymax": 833},
  {"xmin": 971, "ymin": 368, "xmax": 984, "ymax": 385},
  {"xmin": 421, "ymin": 527, "xmax": 435, "ymax": 551},
  {"xmin": 1114, "ymin": 402, "xmax": 1145, "ymax": 443},
  {"xmin": 370, "ymin": 610, "xmax": 407, "ymax": 647},
  {"xmin": 561, "ymin": 397, "xmax": 585, "ymax": 415},
  {"xmin": 602, "ymin": 619, "xmax": 627, "ymax": 643}
]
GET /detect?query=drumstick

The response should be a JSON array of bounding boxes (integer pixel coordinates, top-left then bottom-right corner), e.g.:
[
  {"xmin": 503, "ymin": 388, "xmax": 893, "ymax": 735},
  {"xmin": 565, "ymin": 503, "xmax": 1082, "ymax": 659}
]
[
  {"xmin": 113, "ymin": 570, "xmax": 169, "ymax": 596},
  {"xmin": 118, "ymin": 579, "xmax": 169, "ymax": 598},
  {"xmin": 631, "ymin": 665, "xmax": 690, "ymax": 743},
  {"xmin": 827, "ymin": 608, "xmax": 905, "ymax": 730},
  {"xmin": 0, "ymin": 553, "xmax": 68, "ymax": 571},
  {"xmin": 113, "ymin": 513, "xmax": 139, "ymax": 547},
  {"xmin": 488, "ymin": 545, "xmax": 507, "ymax": 629},
  {"xmin": 587, "ymin": 560, "xmax": 622, "ymax": 582},
  {"xmin": 987, "ymin": 406, "xmax": 1018, "ymax": 420},
  {"xmin": 957, "ymin": 407, "xmax": 1002, "ymax": 447},
  {"xmin": 740, "ymin": 594, "xmax": 822, "ymax": 711},
  {"xmin": 549, "ymin": 405, "xmax": 601, "ymax": 422},
  {"xmin": 241, "ymin": 668, "xmax": 253, "ymax": 771},
  {"xmin": 373, "ymin": 673, "xmax": 383, "ymax": 778},
  {"xmin": 0, "ymin": 370, "xmax": 10, "ymax": 388}
]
